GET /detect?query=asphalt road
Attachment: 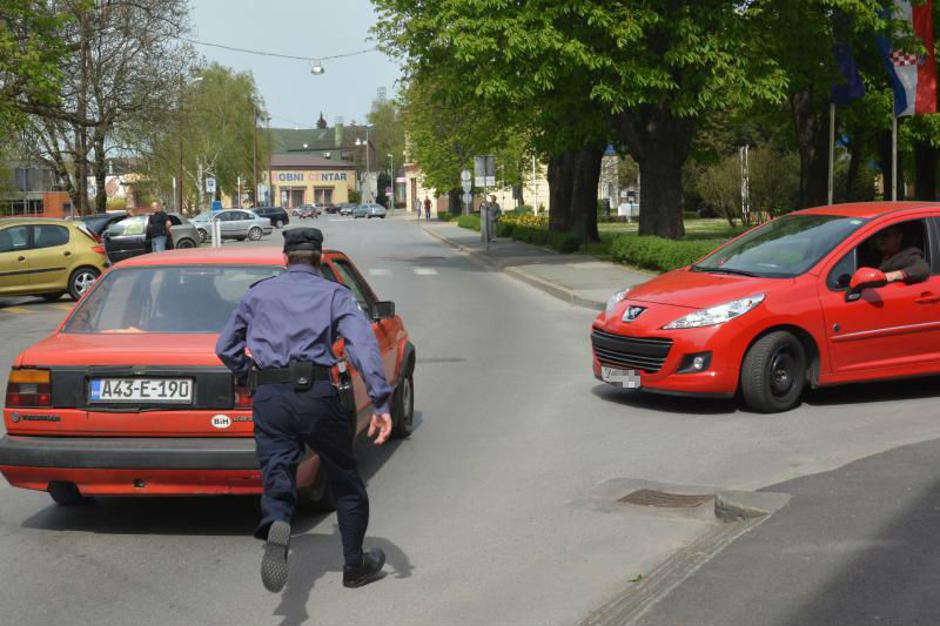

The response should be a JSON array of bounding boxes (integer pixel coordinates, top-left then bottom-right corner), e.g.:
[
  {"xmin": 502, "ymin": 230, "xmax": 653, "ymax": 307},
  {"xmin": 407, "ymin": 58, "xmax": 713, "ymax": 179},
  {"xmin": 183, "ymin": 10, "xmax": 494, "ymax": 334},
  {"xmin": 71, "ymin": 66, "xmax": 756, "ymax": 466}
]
[{"xmin": 1, "ymin": 214, "xmax": 940, "ymax": 626}]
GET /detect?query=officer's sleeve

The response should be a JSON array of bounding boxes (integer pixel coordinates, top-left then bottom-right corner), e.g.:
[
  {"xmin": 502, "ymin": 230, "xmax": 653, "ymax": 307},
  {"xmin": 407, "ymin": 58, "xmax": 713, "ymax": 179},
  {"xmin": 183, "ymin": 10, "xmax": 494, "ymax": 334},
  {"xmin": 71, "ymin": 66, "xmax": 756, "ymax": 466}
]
[
  {"xmin": 332, "ymin": 288, "xmax": 393, "ymax": 415},
  {"xmin": 215, "ymin": 296, "xmax": 252, "ymax": 383}
]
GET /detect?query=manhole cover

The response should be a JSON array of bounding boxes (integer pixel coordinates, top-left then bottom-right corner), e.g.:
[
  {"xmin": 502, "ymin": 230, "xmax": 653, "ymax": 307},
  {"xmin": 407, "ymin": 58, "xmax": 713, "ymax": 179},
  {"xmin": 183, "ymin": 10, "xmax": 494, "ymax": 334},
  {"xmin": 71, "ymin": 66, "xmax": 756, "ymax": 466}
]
[{"xmin": 618, "ymin": 489, "xmax": 713, "ymax": 509}]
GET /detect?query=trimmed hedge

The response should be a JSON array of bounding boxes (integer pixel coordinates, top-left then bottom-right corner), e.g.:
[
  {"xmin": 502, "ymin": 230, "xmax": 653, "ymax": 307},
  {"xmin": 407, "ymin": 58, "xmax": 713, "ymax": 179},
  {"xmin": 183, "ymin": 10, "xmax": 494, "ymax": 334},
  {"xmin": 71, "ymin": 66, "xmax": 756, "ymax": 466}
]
[
  {"xmin": 610, "ymin": 235, "xmax": 721, "ymax": 272},
  {"xmin": 503, "ymin": 223, "xmax": 580, "ymax": 253},
  {"xmin": 457, "ymin": 214, "xmax": 481, "ymax": 231},
  {"xmin": 437, "ymin": 211, "xmax": 455, "ymax": 222}
]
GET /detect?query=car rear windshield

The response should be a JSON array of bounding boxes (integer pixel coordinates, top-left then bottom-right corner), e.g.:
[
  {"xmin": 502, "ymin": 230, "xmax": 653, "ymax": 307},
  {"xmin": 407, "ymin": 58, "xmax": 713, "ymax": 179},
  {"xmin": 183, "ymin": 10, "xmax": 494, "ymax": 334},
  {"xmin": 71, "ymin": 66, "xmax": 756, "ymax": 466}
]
[
  {"xmin": 63, "ymin": 265, "xmax": 283, "ymax": 333},
  {"xmin": 692, "ymin": 214, "xmax": 869, "ymax": 278}
]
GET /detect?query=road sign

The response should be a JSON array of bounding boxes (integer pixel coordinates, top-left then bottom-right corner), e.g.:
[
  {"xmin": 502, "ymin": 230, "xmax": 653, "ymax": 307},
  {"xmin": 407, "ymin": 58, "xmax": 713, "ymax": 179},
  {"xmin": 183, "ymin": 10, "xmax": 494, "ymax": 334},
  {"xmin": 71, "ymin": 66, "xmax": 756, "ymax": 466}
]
[
  {"xmin": 462, "ymin": 192, "xmax": 473, "ymax": 206},
  {"xmin": 205, "ymin": 177, "xmax": 216, "ymax": 194},
  {"xmin": 474, "ymin": 156, "xmax": 496, "ymax": 188},
  {"xmin": 211, "ymin": 200, "xmax": 222, "ymax": 212},
  {"xmin": 461, "ymin": 169, "xmax": 472, "ymax": 193}
]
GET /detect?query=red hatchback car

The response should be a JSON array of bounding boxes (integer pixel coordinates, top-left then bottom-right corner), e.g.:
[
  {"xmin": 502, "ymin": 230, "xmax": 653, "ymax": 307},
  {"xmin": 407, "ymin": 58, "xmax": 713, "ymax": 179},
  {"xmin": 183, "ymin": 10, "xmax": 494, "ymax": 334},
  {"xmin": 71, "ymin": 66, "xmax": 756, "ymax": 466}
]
[
  {"xmin": 0, "ymin": 247, "xmax": 415, "ymax": 506},
  {"xmin": 592, "ymin": 202, "xmax": 940, "ymax": 412}
]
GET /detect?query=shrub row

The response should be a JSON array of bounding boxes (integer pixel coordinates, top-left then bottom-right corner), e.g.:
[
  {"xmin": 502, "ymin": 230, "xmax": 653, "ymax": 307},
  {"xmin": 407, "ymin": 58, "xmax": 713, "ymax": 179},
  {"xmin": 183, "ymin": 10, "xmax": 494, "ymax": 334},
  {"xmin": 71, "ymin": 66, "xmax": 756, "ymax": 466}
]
[
  {"xmin": 609, "ymin": 235, "xmax": 721, "ymax": 272},
  {"xmin": 437, "ymin": 211, "xmax": 455, "ymax": 222},
  {"xmin": 503, "ymin": 223, "xmax": 580, "ymax": 253},
  {"xmin": 456, "ymin": 214, "xmax": 481, "ymax": 231}
]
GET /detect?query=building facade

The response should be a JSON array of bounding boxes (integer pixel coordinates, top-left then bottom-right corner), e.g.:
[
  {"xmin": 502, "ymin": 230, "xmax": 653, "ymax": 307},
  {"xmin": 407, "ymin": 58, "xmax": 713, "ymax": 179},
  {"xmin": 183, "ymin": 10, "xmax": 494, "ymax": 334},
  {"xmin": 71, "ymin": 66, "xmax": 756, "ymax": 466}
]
[{"xmin": 265, "ymin": 154, "xmax": 357, "ymax": 208}]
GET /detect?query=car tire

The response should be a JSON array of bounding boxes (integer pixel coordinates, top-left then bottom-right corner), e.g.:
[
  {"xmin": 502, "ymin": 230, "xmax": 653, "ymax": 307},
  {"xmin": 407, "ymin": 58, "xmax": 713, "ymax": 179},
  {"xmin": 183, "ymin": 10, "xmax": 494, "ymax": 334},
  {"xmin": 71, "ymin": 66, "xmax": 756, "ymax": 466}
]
[
  {"xmin": 273, "ymin": 219, "xmax": 283, "ymax": 229},
  {"xmin": 235, "ymin": 236, "xmax": 246, "ymax": 242},
  {"xmin": 68, "ymin": 266, "xmax": 100, "ymax": 301},
  {"xmin": 49, "ymin": 482, "xmax": 91, "ymax": 506},
  {"xmin": 391, "ymin": 373, "xmax": 414, "ymax": 439},
  {"xmin": 740, "ymin": 331, "xmax": 807, "ymax": 413},
  {"xmin": 248, "ymin": 226, "xmax": 263, "ymax": 241},
  {"xmin": 298, "ymin": 463, "xmax": 336, "ymax": 512},
  {"xmin": 175, "ymin": 238, "xmax": 196, "ymax": 249},
  {"xmin": 41, "ymin": 292, "xmax": 64, "ymax": 302}
]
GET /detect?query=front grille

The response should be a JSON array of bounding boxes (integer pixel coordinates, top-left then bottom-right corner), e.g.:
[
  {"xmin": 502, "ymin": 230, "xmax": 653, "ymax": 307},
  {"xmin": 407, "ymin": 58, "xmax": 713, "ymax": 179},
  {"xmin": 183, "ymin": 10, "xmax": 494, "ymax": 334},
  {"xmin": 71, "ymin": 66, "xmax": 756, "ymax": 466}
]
[{"xmin": 591, "ymin": 328, "xmax": 673, "ymax": 373}]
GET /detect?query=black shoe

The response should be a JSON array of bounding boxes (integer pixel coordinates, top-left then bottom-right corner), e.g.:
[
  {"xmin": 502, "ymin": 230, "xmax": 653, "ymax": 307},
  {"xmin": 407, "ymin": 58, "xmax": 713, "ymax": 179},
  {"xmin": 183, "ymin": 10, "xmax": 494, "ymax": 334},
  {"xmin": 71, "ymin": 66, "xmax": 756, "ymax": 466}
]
[
  {"xmin": 343, "ymin": 548, "xmax": 386, "ymax": 588},
  {"xmin": 261, "ymin": 520, "xmax": 291, "ymax": 593}
]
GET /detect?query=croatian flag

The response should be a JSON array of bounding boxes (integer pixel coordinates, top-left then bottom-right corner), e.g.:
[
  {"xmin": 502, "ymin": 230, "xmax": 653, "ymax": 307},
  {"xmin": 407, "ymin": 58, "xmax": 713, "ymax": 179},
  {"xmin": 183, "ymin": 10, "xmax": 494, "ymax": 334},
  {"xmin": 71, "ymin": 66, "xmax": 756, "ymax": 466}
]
[{"xmin": 878, "ymin": 0, "xmax": 937, "ymax": 117}]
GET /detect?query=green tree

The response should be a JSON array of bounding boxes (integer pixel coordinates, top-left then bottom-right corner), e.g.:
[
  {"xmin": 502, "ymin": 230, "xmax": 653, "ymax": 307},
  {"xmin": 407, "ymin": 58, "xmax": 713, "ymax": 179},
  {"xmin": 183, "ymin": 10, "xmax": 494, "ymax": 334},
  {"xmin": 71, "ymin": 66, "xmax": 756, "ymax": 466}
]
[
  {"xmin": 366, "ymin": 97, "xmax": 405, "ymax": 176},
  {"xmin": 139, "ymin": 64, "xmax": 267, "ymax": 213}
]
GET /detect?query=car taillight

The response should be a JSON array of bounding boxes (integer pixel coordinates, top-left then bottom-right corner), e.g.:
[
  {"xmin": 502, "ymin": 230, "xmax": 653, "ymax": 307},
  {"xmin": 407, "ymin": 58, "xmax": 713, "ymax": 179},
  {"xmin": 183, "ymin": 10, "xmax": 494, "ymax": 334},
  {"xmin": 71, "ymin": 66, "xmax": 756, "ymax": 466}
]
[
  {"xmin": 6, "ymin": 368, "xmax": 52, "ymax": 407},
  {"xmin": 91, "ymin": 245, "xmax": 106, "ymax": 255},
  {"xmin": 234, "ymin": 385, "xmax": 252, "ymax": 407}
]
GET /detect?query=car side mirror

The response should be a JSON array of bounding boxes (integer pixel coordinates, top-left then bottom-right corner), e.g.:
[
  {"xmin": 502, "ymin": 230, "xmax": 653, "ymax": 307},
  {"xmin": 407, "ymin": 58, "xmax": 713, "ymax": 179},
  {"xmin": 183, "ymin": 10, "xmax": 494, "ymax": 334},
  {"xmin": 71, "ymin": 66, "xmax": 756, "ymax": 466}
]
[
  {"xmin": 371, "ymin": 301, "xmax": 395, "ymax": 321},
  {"xmin": 846, "ymin": 267, "xmax": 887, "ymax": 302}
]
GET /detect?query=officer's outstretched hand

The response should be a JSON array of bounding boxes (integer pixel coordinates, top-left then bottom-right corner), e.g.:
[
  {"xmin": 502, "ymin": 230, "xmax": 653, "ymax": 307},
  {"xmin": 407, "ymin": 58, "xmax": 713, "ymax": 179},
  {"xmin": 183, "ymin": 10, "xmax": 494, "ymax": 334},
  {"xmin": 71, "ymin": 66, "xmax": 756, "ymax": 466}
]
[{"xmin": 368, "ymin": 412, "xmax": 392, "ymax": 446}]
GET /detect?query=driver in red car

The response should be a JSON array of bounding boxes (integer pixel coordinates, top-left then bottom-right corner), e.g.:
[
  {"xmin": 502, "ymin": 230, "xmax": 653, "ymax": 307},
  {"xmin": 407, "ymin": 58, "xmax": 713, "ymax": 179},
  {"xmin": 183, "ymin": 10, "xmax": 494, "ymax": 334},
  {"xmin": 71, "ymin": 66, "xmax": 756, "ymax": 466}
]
[{"xmin": 875, "ymin": 225, "xmax": 929, "ymax": 284}]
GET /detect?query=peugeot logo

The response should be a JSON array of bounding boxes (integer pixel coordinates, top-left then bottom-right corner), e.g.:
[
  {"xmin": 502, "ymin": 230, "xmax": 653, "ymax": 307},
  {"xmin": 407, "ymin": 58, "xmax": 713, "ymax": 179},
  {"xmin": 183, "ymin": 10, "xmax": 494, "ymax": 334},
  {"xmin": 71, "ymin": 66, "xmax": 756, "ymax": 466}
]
[{"xmin": 622, "ymin": 305, "xmax": 646, "ymax": 322}]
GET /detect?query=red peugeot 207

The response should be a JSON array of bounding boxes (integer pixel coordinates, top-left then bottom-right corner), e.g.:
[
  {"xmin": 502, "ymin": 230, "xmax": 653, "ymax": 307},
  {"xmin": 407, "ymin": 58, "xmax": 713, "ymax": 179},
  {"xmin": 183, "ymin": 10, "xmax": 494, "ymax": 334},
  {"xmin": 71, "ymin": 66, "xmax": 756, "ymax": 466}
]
[
  {"xmin": 0, "ymin": 247, "xmax": 415, "ymax": 506},
  {"xmin": 593, "ymin": 202, "xmax": 940, "ymax": 412}
]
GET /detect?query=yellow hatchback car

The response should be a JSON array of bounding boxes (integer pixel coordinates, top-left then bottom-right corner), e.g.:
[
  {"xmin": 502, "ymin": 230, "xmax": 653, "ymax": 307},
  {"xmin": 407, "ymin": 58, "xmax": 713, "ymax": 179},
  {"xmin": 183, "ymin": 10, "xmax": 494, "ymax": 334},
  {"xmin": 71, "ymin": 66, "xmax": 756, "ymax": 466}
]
[{"xmin": 0, "ymin": 218, "xmax": 108, "ymax": 301}]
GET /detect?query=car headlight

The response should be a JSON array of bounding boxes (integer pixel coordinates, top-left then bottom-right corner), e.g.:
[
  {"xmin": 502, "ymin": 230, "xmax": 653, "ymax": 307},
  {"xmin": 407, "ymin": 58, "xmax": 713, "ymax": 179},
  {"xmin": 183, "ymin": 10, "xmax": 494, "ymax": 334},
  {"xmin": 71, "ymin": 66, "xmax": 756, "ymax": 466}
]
[
  {"xmin": 605, "ymin": 288, "xmax": 630, "ymax": 316},
  {"xmin": 663, "ymin": 294, "xmax": 765, "ymax": 330}
]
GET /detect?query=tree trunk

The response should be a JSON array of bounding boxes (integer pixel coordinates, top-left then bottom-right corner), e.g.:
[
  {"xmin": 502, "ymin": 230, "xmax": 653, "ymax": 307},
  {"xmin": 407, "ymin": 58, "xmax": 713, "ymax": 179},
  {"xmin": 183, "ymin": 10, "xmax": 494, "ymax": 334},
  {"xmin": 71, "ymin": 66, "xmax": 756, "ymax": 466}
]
[
  {"xmin": 92, "ymin": 132, "xmax": 107, "ymax": 213},
  {"xmin": 547, "ymin": 150, "xmax": 574, "ymax": 232},
  {"xmin": 913, "ymin": 140, "xmax": 938, "ymax": 201},
  {"xmin": 570, "ymin": 144, "xmax": 603, "ymax": 242},
  {"xmin": 616, "ymin": 108, "xmax": 694, "ymax": 239},
  {"xmin": 791, "ymin": 90, "xmax": 830, "ymax": 208},
  {"xmin": 845, "ymin": 129, "xmax": 862, "ymax": 201},
  {"xmin": 447, "ymin": 188, "xmax": 461, "ymax": 214}
]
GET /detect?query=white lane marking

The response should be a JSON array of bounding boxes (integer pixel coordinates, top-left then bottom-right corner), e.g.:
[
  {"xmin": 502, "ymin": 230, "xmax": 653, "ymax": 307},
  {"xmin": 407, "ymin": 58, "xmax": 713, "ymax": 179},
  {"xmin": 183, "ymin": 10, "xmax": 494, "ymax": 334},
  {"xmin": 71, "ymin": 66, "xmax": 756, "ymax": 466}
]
[
  {"xmin": 413, "ymin": 268, "xmax": 438, "ymax": 276},
  {"xmin": 368, "ymin": 268, "xmax": 392, "ymax": 276}
]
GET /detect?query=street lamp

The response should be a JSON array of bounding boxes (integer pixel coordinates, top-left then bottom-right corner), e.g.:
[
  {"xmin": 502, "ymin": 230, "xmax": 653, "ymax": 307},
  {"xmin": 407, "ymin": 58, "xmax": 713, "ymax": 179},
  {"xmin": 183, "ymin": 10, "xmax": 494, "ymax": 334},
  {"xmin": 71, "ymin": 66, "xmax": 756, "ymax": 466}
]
[
  {"xmin": 177, "ymin": 75, "xmax": 203, "ymax": 214},
  {"xmin": 355, "ymin": 127, "xmax": 372, "ymax": 201},
  {"xmin": 311, "ymin": 60, "xmax": 325, "ymax": 75},
  {"xmin": 387, "ymin": 153, "xmax": 394, "ymax": 208}
]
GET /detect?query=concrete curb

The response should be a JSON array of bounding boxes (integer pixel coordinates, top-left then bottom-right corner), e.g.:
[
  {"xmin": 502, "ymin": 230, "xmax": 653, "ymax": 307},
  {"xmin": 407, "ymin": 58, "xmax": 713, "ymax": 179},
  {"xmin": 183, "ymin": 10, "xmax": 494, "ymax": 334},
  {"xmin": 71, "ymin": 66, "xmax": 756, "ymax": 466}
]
[{"xmin": 422, "ymin": 225, "xmax": 606, "ymax": 310}]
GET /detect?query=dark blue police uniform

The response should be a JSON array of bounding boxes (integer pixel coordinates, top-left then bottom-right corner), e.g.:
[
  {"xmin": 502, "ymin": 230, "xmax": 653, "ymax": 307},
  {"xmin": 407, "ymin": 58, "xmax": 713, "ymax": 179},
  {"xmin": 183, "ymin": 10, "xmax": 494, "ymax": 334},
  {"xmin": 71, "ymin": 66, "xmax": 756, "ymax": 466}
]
[{"xmin": 215, "ymin": 228, "xmax": 392, "ymax": 588}]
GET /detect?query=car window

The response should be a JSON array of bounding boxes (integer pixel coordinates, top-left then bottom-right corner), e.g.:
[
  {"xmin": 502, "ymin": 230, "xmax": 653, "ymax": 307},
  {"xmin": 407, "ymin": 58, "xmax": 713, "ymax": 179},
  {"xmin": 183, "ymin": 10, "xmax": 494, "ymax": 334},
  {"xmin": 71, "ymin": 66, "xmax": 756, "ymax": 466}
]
[
  {"xmin": 827, "ymin": 249, "xmax": 857, "ymax": 290},
  {"xmin": 330, "ymin": 260, "xmax": 373, "ymax": 311},
  {"xmin": 109, "ymin": 216, "xmax": 147, "ymax": 236},
  {"xmin": 827, "ymin": 219, "xmax": 931, "ymax": 290},
  {"xmin": 32, "ymin": 225, "xmax": 70, "ymax": 249},
  {"xmin": 320, "ymin": 264, "xmax": 338, "ymax": 282},
  {"xmin": 238, "ymin": 212, "xmax": 252, "ymax": 221},
  {"xmin": 0, "ymin": 226, "xmax": 30, "ymax": 253},
  {"xmin": 168, "ymin": 215, "xmax": 182, "ymax": 226},
  {"xmin": 64, "ymin": 265, "xmax": 283, "ymax": 333}
]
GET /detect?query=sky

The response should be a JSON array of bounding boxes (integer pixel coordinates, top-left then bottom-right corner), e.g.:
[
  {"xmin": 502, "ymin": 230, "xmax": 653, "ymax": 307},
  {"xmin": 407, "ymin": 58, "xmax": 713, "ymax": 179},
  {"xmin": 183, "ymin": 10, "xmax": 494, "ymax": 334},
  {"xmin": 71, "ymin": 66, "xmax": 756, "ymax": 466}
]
[{"xmin": 188, "ymin": 0, "xmax": 401, "ymax": 129}]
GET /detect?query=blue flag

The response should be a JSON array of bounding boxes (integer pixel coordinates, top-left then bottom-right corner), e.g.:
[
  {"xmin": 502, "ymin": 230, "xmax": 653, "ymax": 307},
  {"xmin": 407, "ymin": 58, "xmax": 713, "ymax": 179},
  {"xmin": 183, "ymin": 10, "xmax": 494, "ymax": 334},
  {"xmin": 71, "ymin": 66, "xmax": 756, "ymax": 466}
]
[{"xmin": 832, "ymin": 41, "xmax": 866, "ymax": 105}]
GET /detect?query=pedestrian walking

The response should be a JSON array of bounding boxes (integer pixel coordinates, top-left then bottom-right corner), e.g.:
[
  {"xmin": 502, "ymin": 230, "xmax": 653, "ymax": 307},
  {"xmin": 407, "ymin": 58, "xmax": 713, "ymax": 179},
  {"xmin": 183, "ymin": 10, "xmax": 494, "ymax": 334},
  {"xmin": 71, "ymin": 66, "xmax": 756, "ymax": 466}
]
[
  {"xmin": 147, "ymin": 202, "xmax": 172, "ymax": 252},
  {"xmin": 423, "ymin": 195, "xmax": 432, "ymax": 221},
  {"xmin": 215, "ymin": 228, "xmax": 393, "ymax": 594}
]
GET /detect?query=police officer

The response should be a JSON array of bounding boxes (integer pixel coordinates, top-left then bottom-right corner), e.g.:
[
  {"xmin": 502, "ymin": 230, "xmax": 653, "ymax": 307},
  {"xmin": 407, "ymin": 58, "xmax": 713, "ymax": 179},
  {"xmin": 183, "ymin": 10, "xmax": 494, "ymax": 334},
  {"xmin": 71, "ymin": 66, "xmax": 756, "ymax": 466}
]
[{"xmin": 215, "ymin": 227, "xmax": 393, "ymax": 593}]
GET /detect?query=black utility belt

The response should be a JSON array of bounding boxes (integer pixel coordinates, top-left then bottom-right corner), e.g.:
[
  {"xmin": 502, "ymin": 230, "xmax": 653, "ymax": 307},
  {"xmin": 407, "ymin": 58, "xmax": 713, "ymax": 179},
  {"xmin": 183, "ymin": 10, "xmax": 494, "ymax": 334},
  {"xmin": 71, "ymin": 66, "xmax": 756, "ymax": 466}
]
[{"xmin": 251, "ymin": 362, "xmax": 332, "ymax": 388}]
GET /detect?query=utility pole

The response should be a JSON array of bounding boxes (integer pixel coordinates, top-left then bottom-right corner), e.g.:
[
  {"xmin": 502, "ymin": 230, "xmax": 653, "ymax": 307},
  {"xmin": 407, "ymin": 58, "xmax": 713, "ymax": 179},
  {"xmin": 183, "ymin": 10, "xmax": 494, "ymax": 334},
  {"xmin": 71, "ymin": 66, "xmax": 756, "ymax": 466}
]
[
  {"xmin": 177, "ymin": 75, "xmax": 184, "ymax": 213},
  {"xmin": 252, "ymin": 105, "xmax": 259, "ymax": 205}
]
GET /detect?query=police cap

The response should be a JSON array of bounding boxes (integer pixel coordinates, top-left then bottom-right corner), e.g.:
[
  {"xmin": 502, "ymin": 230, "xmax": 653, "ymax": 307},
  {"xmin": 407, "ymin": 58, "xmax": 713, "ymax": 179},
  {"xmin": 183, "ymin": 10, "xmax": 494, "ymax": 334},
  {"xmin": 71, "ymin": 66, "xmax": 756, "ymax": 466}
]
[{"xmin": 283, "ymin": 227, "xmax": 324, "ymax": 253}]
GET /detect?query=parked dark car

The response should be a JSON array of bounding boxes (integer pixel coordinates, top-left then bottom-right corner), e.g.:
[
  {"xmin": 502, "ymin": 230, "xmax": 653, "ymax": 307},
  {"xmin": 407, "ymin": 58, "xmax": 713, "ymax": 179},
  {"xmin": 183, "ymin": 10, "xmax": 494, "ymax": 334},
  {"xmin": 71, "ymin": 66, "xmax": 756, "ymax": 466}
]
[
  {"xmin": 80, "ymin": 212, "xmax": 127, "ymax": 240},
  {"xmin": 251, "ymin": 206, "xmax": 290, "ymax": 228},
  {"xmin": 103, "ymin": 213, "xmax": 199, "ymax": 263}
]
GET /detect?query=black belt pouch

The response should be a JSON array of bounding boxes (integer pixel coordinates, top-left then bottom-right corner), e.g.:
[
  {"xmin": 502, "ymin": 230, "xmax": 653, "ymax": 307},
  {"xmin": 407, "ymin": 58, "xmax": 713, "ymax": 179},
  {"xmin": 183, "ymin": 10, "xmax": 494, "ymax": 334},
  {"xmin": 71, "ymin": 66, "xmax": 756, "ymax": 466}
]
[{"xmin": 289, "ymin": 360, "xmax": 315, "ymax": 391}]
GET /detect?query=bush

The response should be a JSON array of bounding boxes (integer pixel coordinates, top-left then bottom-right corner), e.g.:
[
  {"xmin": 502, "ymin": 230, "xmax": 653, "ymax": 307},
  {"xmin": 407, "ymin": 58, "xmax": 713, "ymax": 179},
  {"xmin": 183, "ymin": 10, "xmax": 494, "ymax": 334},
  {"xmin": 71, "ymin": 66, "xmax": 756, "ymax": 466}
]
[
  {"xmin": 610, "ymin": 235, "xmax": 720, "ymax": 272},
  {"xmin": 549, "ymin": 231, "xmax": 581, "ymax": 253},
  {"xmin": 437, "ymin": 211, "xmax": 454, "ymax": 222},
  {"xmin": 457, "ymin": 214, "xmax": 481, "ymax": 231},
  {"xmin": 496, "ymin": 222, "xmax": 514, "ymax": 237},
  {"xmin": 348, "ymin": 190, "xmax": 361, "ymax": 204}
]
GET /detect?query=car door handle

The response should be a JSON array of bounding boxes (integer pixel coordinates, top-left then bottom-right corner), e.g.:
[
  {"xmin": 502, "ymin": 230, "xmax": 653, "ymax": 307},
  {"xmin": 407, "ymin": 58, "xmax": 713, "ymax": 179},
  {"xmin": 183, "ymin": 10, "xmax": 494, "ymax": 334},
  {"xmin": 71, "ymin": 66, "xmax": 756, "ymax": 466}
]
[{"xmin": 915, "ymin": 293, "xmax": 940, "ymax": 304}]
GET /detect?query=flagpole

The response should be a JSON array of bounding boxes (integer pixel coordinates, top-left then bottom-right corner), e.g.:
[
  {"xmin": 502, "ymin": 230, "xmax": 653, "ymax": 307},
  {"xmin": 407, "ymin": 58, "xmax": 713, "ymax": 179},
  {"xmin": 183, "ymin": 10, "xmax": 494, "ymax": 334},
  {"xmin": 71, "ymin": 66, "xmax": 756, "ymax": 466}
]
[
  {"xmin": 892, "ymin": 104, "xmax": 898, "ymax": 201},
  {"xmin": 828, "ymin": 103, "xmax": 836, "ymax": 205}
]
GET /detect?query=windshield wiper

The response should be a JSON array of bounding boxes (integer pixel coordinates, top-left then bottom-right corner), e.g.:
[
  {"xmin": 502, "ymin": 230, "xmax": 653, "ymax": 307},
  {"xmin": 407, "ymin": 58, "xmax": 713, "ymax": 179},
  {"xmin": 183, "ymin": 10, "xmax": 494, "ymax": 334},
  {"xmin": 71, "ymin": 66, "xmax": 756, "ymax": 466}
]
[{"xmin": 692, "ymin": 266, "xmax": 759, "ymax": 277}]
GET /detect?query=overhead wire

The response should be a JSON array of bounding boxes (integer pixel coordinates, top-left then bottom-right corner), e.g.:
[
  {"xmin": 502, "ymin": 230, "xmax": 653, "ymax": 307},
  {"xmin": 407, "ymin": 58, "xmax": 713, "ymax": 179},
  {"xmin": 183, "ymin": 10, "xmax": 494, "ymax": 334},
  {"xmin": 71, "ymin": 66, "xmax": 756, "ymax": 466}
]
[{"xmin": 178, "ymin": 37, "xmax": 378, "ymax": 62}]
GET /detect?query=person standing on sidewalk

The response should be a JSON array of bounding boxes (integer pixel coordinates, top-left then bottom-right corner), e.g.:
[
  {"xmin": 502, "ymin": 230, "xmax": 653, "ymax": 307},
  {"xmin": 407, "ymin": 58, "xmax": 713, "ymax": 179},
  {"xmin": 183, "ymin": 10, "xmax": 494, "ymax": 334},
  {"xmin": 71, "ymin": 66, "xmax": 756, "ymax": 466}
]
[
  {"xmin": 215, "ymin": 227, "xmax": 393, "ymax": 593},
  {"xmin": 147, "ymin": 202, "xmax": 172, "ymax": 252},
  {"xmin": 423, "ymin": 195, "xmax": 432, "ymax": 221}
]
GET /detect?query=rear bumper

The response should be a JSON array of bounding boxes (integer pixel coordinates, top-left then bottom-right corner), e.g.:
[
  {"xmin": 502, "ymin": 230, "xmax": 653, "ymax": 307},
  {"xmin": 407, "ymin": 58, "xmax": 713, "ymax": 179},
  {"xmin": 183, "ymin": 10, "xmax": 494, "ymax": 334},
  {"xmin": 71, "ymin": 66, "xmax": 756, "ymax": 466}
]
[{"xmin": 0, "ymin": 435, "xmax": 257, "ymax": 469}]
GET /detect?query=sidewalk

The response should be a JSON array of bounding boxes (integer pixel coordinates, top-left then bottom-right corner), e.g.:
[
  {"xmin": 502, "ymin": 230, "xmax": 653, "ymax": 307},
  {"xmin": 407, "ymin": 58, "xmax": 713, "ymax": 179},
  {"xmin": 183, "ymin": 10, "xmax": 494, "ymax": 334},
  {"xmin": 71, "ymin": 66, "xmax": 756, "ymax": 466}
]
[{"xmin": 421, "ymin": 221, "xmax": 652, "ymax": 309}]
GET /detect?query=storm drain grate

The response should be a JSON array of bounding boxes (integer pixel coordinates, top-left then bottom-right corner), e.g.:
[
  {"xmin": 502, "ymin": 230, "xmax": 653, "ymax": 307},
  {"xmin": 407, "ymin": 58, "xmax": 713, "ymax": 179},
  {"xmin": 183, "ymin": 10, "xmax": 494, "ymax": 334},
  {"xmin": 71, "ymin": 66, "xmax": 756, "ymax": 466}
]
[{"xmin": 618, "ymin": 489, "xmax": 714, "ymax": 509}]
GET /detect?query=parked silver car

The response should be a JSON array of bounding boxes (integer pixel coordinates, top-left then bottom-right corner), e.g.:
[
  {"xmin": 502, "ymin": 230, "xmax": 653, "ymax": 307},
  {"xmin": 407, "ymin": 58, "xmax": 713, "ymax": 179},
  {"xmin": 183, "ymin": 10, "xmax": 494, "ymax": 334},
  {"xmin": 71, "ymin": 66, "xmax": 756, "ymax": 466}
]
[
  {"xmin": 353, "ymin": 203, "xmax": 388, "ymax": 219},
  {"xmin": 191, "ymin": 209, "xmax": 273, "ymax": 243}
]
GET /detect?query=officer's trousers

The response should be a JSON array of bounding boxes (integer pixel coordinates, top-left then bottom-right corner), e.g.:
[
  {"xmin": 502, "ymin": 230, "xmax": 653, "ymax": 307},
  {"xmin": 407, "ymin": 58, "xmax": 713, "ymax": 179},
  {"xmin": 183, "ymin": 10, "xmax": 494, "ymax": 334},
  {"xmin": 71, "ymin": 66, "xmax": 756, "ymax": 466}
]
[{"xmin": 251, "ymin": 381, "xmax": 369, "ymax": 566}]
